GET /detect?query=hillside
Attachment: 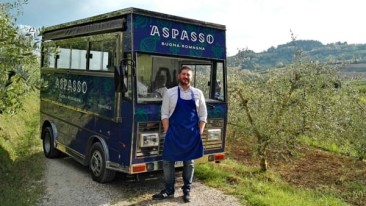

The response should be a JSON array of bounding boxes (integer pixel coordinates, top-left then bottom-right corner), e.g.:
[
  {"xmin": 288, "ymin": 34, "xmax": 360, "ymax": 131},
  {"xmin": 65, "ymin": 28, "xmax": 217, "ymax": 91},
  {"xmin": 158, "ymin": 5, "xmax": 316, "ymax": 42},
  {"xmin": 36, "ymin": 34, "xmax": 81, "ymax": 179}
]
[{"xmin": 228, "ymin": 40, "xmax": 366, "ymax": 71}]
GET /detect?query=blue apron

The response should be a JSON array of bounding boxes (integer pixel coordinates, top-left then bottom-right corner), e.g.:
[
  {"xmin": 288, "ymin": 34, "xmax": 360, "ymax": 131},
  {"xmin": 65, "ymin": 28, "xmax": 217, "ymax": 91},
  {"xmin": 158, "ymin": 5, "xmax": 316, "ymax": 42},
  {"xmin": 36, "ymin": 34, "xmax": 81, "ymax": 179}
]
[{"xmin": 162, "ymin": 87, "xmax": 204, "ymax": 161}]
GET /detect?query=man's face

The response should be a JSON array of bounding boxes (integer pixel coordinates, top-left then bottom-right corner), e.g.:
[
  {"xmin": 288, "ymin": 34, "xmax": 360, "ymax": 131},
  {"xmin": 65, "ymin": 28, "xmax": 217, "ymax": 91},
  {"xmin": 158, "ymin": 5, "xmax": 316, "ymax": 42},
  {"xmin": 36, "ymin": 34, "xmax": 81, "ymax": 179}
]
[{"xmin": 178, "ymin": 68, "xmax": 192, "ymax": 86}]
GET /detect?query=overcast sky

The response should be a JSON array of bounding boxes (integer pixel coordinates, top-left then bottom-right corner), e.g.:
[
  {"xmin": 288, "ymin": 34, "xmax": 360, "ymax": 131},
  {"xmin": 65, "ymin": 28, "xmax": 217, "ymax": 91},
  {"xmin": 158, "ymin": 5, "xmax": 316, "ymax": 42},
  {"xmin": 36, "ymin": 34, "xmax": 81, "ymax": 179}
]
[{"xmin": 11, "ymin": 0, "xmax": 366, "ymax": 56}]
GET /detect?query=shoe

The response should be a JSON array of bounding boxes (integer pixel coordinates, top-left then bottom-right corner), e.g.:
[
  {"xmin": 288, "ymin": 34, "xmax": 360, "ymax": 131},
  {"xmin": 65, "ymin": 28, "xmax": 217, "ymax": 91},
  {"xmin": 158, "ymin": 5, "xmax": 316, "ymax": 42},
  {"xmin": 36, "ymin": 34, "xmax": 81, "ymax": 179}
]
[
  {"xmin": 152, "ymin": 190, "xmax": 174, "ymax": 200},
  {"xmin": 183, "ymin": 191, "xmax": 191, "ymax": 203}
]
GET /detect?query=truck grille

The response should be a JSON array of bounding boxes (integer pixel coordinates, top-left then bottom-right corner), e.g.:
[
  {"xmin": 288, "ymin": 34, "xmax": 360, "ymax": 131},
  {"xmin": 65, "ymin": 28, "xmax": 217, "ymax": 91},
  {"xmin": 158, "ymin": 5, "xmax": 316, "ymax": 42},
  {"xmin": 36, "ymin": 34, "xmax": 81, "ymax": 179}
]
[{"xmin": 136, "ymin": 118, "xmax": 224, "ymax": 158}]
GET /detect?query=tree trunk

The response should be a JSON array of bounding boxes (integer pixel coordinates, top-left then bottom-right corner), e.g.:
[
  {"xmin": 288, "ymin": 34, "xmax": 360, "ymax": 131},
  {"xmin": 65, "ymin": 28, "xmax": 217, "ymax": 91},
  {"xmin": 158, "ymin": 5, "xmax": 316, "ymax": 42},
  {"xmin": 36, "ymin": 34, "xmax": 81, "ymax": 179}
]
[
  {"xmin": 257, "ymin": 138, "xmax": 268, "ymax": 172},
  {"xmin": 259, "ymin": 156, "xmax": 268, "ymax": 172},
  {"xmin": 238, "ymin": 91, "xmax": 269, "ymax": 172}
]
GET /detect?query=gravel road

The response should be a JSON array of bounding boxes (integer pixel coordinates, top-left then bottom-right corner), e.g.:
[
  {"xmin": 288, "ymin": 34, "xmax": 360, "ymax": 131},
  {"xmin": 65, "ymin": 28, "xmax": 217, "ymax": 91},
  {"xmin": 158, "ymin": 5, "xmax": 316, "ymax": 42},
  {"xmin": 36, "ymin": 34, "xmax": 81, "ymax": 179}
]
[{"xmin": 38, "ymin": 157, "xmax": 242, "ymax": 206}]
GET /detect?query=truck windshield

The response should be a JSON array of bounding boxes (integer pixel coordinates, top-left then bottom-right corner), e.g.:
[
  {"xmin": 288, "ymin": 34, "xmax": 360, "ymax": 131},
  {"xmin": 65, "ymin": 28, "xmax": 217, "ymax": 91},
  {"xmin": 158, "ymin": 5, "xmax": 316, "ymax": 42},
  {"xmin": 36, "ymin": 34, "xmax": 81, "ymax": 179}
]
[{"xmin": 136, "ymin": 54, "xmax": 224, "ymax": 103}]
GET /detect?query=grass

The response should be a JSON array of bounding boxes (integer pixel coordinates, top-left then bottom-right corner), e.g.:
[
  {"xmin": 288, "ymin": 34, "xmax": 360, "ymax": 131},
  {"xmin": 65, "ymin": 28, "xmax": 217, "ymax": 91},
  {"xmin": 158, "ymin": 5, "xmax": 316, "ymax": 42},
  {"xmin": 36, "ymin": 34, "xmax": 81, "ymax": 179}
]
[
  {"xmin": 195, "ymin": 159, "xmax": 348, "ymax": 206},
  {"xmin": 0, "ymin": 92, "xmax": 45, "ymax": 206},
  {"xmin": 300, "ymin": 135, "xmax": 357, "ymax": 157}
]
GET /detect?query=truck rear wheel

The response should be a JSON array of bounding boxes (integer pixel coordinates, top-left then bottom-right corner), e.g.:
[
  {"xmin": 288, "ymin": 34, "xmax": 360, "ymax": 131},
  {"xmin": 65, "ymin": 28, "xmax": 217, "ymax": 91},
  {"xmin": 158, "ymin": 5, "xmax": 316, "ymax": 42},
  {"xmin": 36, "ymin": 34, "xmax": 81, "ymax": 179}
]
[
  {"xmin": 42, "ymin": 127, "xmax": 61, "ymax": 158},
  {"xmin": 89, "ymin": 142, "xmax": 116, "ymax": 183}
]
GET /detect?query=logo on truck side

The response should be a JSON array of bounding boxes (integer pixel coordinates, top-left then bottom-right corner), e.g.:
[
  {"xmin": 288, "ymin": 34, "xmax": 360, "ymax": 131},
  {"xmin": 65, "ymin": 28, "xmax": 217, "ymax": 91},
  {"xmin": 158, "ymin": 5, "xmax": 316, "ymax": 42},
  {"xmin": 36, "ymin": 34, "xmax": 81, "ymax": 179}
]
[
  {"xmin": 150, "ymin": 25, "xmax": 214, "ymax": 44},
  {"xmin": 55, "ymin": 78, "xmax": 87, "ymax": 94}
]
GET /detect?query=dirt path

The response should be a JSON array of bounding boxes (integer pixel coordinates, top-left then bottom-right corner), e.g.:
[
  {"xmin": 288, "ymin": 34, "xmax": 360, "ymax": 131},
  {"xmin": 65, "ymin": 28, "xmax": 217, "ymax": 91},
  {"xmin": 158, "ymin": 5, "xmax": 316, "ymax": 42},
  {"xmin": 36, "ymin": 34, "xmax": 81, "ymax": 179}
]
[{"xmin": 39, "ymin": 157, "xmax": 242, "ymax": 206}]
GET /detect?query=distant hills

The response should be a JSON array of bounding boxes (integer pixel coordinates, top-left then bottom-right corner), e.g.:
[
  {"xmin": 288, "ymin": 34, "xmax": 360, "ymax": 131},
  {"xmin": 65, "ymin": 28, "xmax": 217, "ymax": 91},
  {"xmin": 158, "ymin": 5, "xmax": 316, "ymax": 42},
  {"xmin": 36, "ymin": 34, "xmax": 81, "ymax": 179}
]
[{"xmin": 227, "ymin": 40, "xmax": 366, "ymax": 71}]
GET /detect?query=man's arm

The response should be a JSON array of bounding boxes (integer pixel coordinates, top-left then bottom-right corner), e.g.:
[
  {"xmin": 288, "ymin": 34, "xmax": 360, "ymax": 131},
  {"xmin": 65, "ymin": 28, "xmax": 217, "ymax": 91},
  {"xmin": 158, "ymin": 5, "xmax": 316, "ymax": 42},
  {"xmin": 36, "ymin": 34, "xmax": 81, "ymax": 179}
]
[
  {"xmin": 162, "ymin": 118, "xmax": 169, "ymax": 133},
  {"xmin": 199, "ymin": 121, "xmax": 206, "ymax": 135},
  {"xmin": 161, "ymin": 89, "xmax": 171, "ymax": 133},
  {"xmin": 197, "ymin": 89, "xmax": 207, "ymax": 135}
]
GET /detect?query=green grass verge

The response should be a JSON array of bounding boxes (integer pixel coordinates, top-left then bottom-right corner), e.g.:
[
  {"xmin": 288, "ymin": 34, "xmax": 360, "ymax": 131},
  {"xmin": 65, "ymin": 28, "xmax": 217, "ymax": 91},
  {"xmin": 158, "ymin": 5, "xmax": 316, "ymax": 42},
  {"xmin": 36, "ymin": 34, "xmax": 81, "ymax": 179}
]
[
  {"xmin": 0, "ymin": 92, "xmax": 45, "ymax": 206},
  {"xmin": 195, "ymin": 159, "xmax": 347, "ymax": 206}
]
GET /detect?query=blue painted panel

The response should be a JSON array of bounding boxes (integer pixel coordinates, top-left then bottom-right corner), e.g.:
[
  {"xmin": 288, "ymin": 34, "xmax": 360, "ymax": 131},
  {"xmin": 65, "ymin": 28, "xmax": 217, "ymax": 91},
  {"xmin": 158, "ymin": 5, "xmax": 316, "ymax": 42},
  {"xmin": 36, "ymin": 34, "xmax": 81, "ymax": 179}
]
[
  {"xmin": 41, "ymin": 71, "xmax": 115, "ymax": 118},
  {"xmin": 135, "ymin": 104, "xmax": 161, "ymax": 122},
  {"xmin": 132, "ymin": 14, "xmax": 226, "ymax": 60},
  {"xmin": 207, "ymin": 103, "xmax": 227, "ymax": 119}
]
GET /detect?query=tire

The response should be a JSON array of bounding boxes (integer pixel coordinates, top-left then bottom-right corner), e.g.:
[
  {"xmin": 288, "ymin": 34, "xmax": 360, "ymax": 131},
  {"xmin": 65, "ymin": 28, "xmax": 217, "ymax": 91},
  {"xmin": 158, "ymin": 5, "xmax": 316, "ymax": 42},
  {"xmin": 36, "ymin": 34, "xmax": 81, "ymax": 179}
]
[
  {"xmin": 89, "ymin": 142, "xmax": 116, "ymax": 183},
  {"xmin": 42, "ymin": 127, "xmax": 61, "ymax": 158}
]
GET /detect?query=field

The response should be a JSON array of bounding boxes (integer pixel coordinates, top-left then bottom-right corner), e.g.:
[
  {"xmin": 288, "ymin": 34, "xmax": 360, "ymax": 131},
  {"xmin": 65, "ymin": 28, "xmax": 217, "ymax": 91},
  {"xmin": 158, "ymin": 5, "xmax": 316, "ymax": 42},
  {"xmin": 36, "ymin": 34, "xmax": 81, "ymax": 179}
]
[
  {"xmin": 1, "ymin": 92, "xmax": 366, "ymax": 205},
  {"xmin": 223, "ymin": 138, "xmax": 366, "ymax": 205}
]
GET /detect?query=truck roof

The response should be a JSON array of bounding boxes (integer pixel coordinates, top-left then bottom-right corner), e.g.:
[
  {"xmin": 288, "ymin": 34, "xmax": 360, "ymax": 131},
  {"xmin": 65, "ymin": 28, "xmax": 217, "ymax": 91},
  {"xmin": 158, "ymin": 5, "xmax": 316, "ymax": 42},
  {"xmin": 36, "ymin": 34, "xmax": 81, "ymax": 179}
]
[{"xmin": 42, "ymin": 7, "xmax": 226, "ymax": 34}]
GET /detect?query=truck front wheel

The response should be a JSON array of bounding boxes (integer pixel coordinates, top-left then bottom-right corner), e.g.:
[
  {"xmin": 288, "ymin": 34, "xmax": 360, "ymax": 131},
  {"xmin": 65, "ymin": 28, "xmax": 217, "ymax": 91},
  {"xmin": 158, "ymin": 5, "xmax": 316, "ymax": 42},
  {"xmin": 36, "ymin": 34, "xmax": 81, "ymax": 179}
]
[
  {"xmin": 42, "ymin": 127, "xmax": 61, "ymax": 158},
  {"xmin": 89, "ymin": 142, "xmax": 116, "ymax": 183}
]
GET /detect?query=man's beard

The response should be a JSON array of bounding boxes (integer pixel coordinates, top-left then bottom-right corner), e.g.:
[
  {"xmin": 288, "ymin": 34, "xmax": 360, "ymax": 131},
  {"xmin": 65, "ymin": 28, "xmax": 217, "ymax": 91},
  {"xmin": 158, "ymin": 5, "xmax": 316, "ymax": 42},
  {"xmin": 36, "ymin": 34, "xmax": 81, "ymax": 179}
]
[{"xmin": 179, "ymin": 78, "xmax": 190, "ymax": 86}]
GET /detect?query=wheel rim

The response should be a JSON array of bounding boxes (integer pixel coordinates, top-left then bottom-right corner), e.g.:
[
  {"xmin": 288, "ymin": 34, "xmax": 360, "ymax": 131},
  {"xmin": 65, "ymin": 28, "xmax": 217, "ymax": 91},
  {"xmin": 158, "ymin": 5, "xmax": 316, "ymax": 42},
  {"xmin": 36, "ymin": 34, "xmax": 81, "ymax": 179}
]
[
  {"xmin": 44, "ymin": 132, "xmax": 51, "ymax": 154},
  {"xmin": 90, "ymin": 150, "xmax": 103, "ymax": 177}
]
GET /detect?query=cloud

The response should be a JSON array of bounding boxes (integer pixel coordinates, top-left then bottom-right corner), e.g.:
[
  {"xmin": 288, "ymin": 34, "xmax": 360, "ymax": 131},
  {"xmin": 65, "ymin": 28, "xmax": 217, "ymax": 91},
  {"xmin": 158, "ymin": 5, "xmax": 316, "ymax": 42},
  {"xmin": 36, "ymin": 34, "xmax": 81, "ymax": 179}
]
[{"xmin": 14, "ymin": 0, "xmax": 366, "ymax": 55}]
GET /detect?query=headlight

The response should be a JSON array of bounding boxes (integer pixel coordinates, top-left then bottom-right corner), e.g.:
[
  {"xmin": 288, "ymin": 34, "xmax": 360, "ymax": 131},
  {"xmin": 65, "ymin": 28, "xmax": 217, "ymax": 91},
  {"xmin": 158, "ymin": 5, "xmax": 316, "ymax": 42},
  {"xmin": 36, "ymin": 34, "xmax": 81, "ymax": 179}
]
[
  {"xmin": 207, "ymin": 129, "xmax": 221, "ymax": 141},
  {"xmin": 140, "ymin": 133, "xmax": 159, "ymax": 147}
]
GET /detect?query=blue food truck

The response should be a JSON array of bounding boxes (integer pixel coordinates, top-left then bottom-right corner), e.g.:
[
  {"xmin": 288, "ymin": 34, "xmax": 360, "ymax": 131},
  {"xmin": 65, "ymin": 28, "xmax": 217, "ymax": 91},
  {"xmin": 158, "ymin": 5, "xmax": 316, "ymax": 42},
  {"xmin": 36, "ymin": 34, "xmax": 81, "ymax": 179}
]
[{"xmin": 40, "ymin": 7, "xmax": 227, "ymax": 182}]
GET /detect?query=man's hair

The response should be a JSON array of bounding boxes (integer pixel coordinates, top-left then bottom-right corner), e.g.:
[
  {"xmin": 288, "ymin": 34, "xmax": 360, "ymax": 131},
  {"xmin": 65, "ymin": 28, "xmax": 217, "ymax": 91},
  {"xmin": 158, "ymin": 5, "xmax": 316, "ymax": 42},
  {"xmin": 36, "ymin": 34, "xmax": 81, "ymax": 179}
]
[{"xmin": 178, "ymin": 66, "xmax": 192, "ymax": 74}]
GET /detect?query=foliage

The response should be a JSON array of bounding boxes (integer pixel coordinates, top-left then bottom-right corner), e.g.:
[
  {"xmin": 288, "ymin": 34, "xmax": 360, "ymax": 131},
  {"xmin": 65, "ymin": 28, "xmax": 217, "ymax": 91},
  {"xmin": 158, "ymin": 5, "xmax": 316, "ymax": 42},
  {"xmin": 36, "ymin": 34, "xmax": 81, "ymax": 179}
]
[
  {"xmin": 227, "ymin": 49, "xmax": 366, "ymax": 170},
  {"xmin": 0, "ymin": 0, "xmax": 41, "ymax": 114},
  {"xmin": 0, "ymin": 92, "xmax": 44, "ymax": 205},
  {"xmin": 228, "ymin": 40, "xmax": 366, "ymax": 70}
]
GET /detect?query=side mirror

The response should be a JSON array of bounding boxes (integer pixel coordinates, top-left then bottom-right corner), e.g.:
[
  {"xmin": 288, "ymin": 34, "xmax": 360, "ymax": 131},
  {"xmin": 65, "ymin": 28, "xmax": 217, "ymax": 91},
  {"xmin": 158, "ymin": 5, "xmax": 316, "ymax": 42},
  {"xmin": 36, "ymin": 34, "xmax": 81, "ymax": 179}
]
[
  {"xmin": 214, "ymin": 80, "xmax": 221, "ymax": 98},
  {"xmin": 115, "ymin": 61, "xmax": 127, "ymax": 93},
  {"xmin": 115, "ymin": 59, "xmax": 134, "ymax": 93},
  {"xmin": 208, "ymin": 80, "xmax": 222, "ymax": 99}
]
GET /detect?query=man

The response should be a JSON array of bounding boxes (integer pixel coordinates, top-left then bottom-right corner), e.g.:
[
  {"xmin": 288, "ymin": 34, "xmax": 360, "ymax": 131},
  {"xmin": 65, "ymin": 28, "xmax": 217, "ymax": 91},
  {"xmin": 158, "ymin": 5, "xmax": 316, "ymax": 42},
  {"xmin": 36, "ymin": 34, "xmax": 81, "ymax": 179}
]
[
  {"xmin": 152, "ymin": 74, "xmax": 168, "ymax": 98},
  {"xmin": 152, "ymin": 66, "xmax": 207, "ymax": 203}
]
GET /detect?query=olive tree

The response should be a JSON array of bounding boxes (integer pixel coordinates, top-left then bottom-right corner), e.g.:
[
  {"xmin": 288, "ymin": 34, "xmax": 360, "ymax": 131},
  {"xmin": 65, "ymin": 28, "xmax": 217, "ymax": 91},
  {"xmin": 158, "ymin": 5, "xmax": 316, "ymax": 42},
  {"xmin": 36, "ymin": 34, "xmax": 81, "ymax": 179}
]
[
  {"xmin": 333, "ymin": 84, "xmax": 366, "ymax": 160},
  {"xmin": 228, "ymin": 54, "xmax": 352, "ymax": 171},
  {"xmin": 0, "ymin": 0, "xmax": 40, "ymax": 114}
]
